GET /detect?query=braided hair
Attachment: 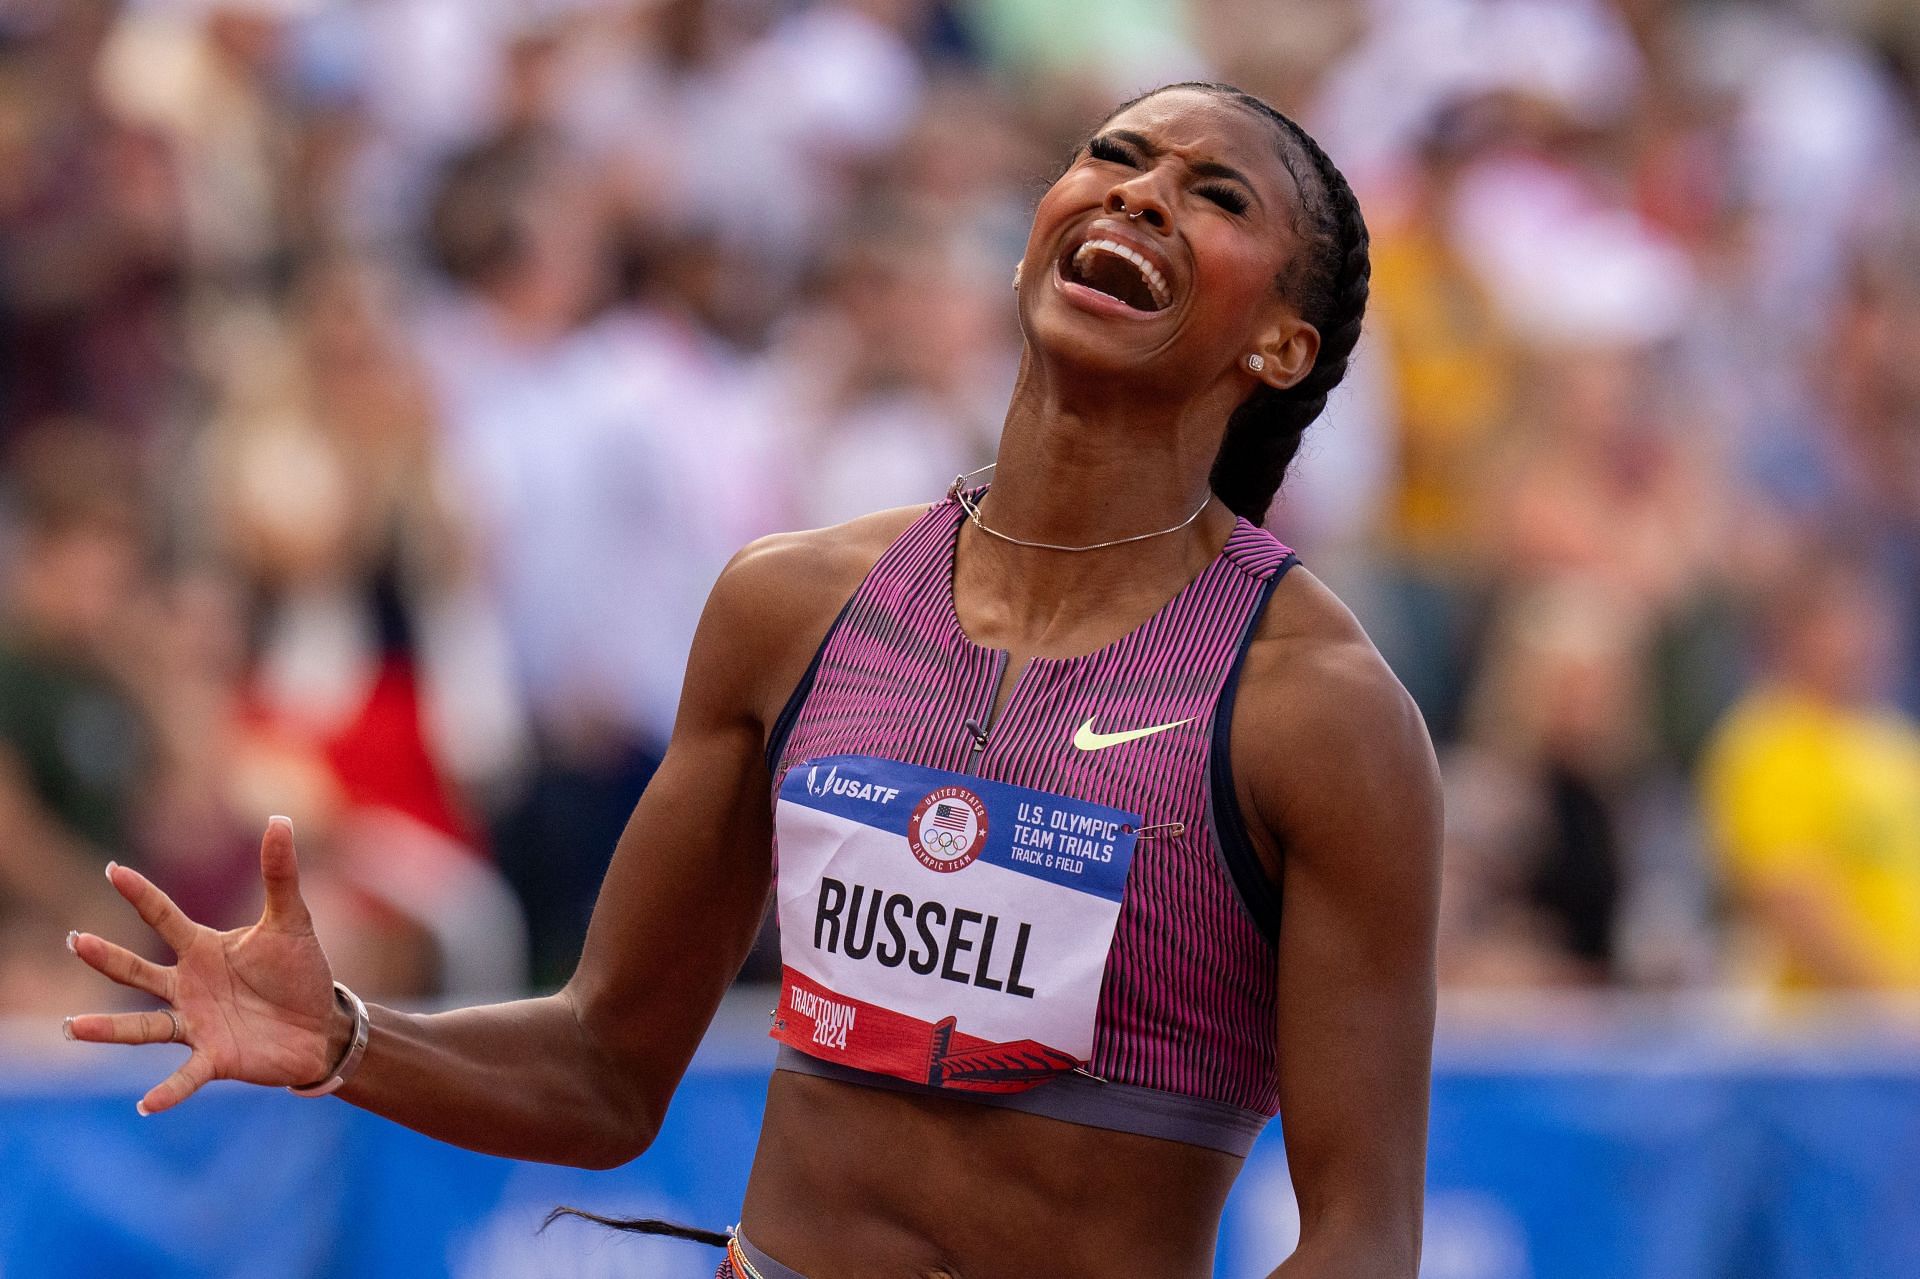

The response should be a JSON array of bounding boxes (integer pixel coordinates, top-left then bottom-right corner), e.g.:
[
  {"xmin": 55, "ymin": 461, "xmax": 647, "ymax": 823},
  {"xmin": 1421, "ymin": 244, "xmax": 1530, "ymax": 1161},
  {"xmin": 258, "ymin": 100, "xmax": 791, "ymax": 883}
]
[{"xmin": 1097, "ymin": 83, "xmax": 1371, "ymax": 525}]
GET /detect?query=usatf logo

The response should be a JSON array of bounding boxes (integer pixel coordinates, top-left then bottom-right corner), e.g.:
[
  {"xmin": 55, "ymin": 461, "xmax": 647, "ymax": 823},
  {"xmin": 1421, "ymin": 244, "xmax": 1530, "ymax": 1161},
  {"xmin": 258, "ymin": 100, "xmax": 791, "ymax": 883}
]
[
  {"xmin": 806, "ymin": 764, "xmax": 902, "ymax": 805},
  {"xmin": 908, "ymin": 785, "xmax": 988, "ymax": 873}
]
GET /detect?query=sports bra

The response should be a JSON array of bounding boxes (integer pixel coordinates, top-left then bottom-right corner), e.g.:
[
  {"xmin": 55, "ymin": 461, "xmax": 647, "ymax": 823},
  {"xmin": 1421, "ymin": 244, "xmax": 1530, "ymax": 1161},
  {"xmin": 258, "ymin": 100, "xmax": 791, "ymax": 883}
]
[{"xmin": 763, "ymin": 494, "xmax": 1295, "ymax": 1156}]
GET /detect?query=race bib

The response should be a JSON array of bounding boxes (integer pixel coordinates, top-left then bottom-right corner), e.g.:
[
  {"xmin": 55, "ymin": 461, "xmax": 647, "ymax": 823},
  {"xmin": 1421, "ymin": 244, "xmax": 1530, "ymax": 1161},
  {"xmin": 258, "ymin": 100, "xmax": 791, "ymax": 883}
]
[{"xmin": 773, "ymin": 754, "xmax": 1141, "ymax": 1092}]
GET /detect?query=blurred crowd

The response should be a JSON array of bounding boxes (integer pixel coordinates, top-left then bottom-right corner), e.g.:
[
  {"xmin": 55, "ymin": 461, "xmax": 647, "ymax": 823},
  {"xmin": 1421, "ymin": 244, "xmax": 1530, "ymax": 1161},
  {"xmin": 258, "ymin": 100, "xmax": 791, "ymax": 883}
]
[{"xmin": 0, "ymin": 0, "xmax": 1916, "ymax": 1016}]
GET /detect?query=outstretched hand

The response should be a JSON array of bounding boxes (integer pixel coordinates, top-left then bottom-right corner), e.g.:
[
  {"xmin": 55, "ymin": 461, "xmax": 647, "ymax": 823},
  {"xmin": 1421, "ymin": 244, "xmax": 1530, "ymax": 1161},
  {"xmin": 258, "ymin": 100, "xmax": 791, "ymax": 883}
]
[{"xmin": 64, "ymin": 816, "xmax": 342, "ymax": 1114}]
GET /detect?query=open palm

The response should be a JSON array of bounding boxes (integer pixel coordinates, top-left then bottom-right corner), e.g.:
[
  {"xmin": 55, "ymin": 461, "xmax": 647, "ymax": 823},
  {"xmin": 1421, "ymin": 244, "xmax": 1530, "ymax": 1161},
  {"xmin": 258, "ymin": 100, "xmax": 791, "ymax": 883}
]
[{"xmin": 65, "ymin": 817, "xmax": 341, "ymax": 1115}]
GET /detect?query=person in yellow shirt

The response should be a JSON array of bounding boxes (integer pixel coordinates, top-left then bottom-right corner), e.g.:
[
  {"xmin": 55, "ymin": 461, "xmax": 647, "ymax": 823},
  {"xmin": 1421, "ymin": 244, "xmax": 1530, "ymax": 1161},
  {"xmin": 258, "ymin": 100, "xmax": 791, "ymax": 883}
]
[{"xmin": 1703, "ymin": 556, "xmax": 1920, "ymax": 989}]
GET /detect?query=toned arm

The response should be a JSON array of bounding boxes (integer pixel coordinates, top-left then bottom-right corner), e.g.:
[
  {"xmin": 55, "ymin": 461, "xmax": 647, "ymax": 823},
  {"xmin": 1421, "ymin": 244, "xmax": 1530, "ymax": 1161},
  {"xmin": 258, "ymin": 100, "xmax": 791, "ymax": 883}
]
[
  {"xmin": 332, "ymin": 527, "xmax": 875, "ymax": 1166},
  {"xmin": 1234, "ymin": 570, "xmax": 1443, "ymax": 1279},
  {"xmin": 69, "ymin": 510, "xmax": 916, "ymax": 1168}
]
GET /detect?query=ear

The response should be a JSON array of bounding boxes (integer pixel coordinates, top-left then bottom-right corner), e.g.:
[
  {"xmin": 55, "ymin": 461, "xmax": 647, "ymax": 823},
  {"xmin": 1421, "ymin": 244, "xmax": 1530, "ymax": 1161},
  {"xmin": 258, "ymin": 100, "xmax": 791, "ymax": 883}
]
[{"xmin": 1248, "ymin": 316, "xmax": 1320, "ymax": 392}]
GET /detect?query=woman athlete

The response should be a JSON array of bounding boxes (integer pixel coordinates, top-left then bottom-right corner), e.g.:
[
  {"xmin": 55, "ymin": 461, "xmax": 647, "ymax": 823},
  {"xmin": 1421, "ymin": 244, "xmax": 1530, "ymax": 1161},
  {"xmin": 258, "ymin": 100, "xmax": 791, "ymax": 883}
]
[{"xmin": 65, "ymin": 82, "xmax": 1441, "ymax": 1279}]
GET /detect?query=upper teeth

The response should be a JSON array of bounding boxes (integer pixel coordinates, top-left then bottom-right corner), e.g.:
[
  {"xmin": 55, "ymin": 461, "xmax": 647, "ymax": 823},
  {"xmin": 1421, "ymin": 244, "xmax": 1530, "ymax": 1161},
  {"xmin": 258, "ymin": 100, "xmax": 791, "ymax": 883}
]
[{"xmin": 1073, "ymin": 239, "xmax": 1170, "ymax": 308}]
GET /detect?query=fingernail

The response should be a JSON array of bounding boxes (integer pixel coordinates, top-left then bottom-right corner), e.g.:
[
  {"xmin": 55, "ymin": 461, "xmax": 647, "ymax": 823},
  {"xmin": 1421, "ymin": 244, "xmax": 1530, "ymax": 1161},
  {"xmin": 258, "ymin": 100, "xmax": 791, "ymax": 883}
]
[
  {"xmin": 135, "ymin": 1101, "xmax": 150, "ymax": 1117},
  {"xmin": 65, "ymin": 930, "xmax": 79, "ymax": 954},
  {"xmin": 104, "ymin": 861, "xmax": 118, "ymax": 882},
  {"xmin": 61, "ymin": 1017, "xmax": 75, "ymax": 1041},
  {"xmin": 269, "ymin": 814, "xmax": 292, "ymax": 833}
]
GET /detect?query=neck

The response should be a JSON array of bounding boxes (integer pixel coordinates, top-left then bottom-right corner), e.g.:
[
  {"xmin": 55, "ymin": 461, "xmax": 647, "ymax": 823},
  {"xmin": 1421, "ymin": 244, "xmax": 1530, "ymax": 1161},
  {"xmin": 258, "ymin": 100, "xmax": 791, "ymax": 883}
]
[
  {"xmin": 984, "ymin": 354, "xmax": 1236, "ymax": 533},
  {"xmin": 958, "ymin": 354, "xmax": 1240, "ymax": 634}
]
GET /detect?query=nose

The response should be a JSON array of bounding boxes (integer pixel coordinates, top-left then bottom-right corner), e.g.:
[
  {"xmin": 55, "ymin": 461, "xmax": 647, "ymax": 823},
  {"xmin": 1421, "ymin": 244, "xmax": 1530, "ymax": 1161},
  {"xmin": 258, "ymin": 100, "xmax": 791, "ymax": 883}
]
[{"xmin": 1105, "ymin": 179, "xmax": 1170, "ymax": 231}]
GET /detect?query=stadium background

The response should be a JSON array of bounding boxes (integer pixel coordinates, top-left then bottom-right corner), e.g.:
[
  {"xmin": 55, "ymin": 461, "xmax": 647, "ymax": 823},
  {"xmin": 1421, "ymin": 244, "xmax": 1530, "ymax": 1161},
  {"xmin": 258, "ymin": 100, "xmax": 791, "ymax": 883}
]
[{"xmin": 1, "ymin": 0, "xmax": 1917, "ymax": 1274}]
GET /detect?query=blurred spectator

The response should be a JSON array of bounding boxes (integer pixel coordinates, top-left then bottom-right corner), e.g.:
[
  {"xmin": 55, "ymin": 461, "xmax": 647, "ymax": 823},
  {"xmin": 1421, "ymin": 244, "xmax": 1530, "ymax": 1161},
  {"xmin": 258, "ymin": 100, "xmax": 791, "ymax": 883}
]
[
  {"xmin": 1367, "ymin": 104, "xmax": 1521, "ymax": 569},
  {"xmin": 0, "ymin": 422, "xmax": 152, "ymax": 1011},
  {"xmin": 204, "ymin": 255, "xmax": 519, "ymax": 832},
  {"xmin": 1751, "ymin": 217, "xmax": 1920, "ymax": 719},
  {"xmin": 1448, "ymin": 582, "xmax": 1649, "ymax": 983},
  {"xmin": 95, "ymin": 0, "xmax": 316, "ymax": 289},
  {"xmin": 416, "ymin": 128, "xmax": 768, "ymax": 985},
  {"xmin": 197, "ymin": 254, "xmax": 530, "ymax": 998},
  {"xmin": 1702, "ymin": 552, "xmax": 1920, "ymax": 991},
  {"xmin": 1338, "ymin": 100, "xmax": 1522, "ymax": 735},
  {"xmin": 765, "ymin": 210, "xmax": 1010, "ymax": 526},
  {"xmin": 0, "ymin": 0, "xmax": 187, "ymax": 442}
]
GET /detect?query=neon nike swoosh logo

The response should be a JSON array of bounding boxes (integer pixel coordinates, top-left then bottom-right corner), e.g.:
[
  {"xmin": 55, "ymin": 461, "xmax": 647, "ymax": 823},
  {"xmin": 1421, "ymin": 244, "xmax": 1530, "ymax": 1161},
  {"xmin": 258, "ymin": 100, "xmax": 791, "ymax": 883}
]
[{"xmin": 1072, "ymin": 715, "xmax": 1195, "ymax": 751}]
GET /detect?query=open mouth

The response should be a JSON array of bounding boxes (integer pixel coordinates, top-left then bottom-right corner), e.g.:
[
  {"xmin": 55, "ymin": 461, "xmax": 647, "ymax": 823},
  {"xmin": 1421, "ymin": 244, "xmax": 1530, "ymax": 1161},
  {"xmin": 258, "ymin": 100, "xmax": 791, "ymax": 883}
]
[{"xmin": 1062, "ymin": 238, "xmax": 1172, "ymax": 313}]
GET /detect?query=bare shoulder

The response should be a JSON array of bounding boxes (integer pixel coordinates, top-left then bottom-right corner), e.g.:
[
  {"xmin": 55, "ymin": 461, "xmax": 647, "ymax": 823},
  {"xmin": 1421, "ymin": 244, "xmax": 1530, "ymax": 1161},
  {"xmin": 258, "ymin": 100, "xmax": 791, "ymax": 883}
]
[
  {"xmin": 697, "ymin": 504, "xmax": 929, "ymax": 731},
  {"xmin": 720, "ymin": 505, "xmax": 926, "ymax": 599},
  {"xmin": 1239, "ymin": 566, "xmax": 1423, "ymax": 743},
  {"xmin": 1230, "ymin": 565, "xmax": 1440, "ymax": 869}
]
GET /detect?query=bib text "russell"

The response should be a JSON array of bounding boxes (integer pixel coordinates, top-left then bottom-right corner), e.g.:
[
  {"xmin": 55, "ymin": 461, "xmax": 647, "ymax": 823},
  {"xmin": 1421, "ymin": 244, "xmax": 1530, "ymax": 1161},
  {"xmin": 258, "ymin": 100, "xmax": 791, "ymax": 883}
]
[{"xmin": 813, "ymin": 878, "xmax": 1037, "ymax": 998}]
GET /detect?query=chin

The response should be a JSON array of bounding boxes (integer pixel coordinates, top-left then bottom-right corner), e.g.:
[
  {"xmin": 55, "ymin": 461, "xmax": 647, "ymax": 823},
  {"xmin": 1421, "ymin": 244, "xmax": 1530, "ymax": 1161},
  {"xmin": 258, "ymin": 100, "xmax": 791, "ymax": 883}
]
[{"xmin": 1019, "ymin": 292, "xmax": 1182, "ymax": 386}]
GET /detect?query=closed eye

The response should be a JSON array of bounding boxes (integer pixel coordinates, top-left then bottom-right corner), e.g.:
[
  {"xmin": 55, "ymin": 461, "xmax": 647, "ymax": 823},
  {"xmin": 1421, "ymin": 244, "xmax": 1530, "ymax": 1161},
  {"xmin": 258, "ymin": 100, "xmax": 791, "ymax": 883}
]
[
  {"xmin": 1087, "ymin": 135, "xmax": 1140, "ymax": 167},
  {"xmin": 1089, "ymin": 135, "xmax": 1251, "ymax": 215},
  {"xmin": 1196, "ymin": 183, "xmax": 1249, "ymax": 215}
]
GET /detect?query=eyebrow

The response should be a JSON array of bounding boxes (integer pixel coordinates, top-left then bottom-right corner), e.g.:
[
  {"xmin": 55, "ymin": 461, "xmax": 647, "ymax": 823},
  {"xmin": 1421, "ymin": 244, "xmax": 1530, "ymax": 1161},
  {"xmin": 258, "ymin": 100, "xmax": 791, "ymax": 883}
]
[{"xmin": 1100, "ymin": 129, "xmax": 1264, "ymax": 206}]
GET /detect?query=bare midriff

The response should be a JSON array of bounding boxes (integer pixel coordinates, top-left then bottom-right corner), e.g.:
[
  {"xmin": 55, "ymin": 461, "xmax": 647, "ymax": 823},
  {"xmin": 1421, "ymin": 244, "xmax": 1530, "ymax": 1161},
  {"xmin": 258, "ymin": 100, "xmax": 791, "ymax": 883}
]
[{"xmin": 739, "ymin": 1069, "xmax": 1242, "ymax": 1279}]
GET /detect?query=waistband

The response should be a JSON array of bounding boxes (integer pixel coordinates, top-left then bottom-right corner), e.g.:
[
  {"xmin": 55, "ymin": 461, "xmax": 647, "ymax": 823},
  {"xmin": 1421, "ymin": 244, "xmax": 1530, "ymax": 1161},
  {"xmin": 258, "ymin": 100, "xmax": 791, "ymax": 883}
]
[
  {"xmin": 775, "ymin": 1046, "xmax": 1267, "ymax": 1157},
  {"xmin": 721, "ymin": 1229, "xmax": 810, "ymax": 1279}
]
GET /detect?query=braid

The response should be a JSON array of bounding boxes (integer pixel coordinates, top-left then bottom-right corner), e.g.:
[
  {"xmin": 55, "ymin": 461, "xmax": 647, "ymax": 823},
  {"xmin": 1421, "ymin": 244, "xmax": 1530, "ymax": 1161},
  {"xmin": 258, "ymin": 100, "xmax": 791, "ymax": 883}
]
[
  {"xmin": 541, "ymin": 1207, "xmax": 730, "ymax": 1248},
  {"xmin": 1102, "ymin": 83, "xmax": 1372, "ymax": 524}
]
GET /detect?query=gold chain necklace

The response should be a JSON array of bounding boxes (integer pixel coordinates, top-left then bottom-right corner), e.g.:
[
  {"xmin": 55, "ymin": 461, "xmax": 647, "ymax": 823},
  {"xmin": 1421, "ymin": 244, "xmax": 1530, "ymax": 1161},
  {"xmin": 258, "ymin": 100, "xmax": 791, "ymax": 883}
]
[{"xmin": 946, "ymin": 464, "xmax": 1210, "ymax": 553}]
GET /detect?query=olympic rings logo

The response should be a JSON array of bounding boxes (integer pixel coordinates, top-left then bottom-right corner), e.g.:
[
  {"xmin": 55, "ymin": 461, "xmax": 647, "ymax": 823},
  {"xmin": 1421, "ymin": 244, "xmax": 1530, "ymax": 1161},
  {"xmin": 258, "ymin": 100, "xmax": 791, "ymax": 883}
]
[{"xmin": 908, "ymin": 785, "xmax": 989, "ymax": 873}]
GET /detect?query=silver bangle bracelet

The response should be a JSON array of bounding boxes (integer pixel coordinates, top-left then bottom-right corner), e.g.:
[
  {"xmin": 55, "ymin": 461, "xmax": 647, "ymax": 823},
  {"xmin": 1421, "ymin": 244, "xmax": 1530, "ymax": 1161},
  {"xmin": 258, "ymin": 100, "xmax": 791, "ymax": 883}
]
[{"xmin": 287, "ymin": 981, "xmax": 370, "ymax": 1098}]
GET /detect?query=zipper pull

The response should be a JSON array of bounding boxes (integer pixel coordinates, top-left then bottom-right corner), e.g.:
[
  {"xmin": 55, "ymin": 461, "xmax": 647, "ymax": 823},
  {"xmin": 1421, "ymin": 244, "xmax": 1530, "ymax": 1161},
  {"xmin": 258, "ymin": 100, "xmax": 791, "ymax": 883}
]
[{"xmin": 962, "ymin": 718, "xmax": 990, "ymax": 751}]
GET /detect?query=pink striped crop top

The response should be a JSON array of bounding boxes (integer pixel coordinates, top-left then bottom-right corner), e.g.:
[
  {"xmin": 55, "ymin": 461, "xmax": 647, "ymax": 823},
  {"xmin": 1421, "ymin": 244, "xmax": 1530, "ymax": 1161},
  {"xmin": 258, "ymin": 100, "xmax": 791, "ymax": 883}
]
[{"xmin": 763, "ymin": 494, "xmax": 1296, "ymax": 1156}]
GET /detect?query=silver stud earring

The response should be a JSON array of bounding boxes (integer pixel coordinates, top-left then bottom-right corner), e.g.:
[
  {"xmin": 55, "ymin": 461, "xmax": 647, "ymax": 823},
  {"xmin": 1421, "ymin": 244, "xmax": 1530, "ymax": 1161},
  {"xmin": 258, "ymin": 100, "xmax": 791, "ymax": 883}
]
[
  {"xmin": 1246, "ymin": 353, "xmax": 1266, "ymax": 373},
  {"xmin": 1012, "ymin": 263, "xmax": 1023, "ymax": 291}
]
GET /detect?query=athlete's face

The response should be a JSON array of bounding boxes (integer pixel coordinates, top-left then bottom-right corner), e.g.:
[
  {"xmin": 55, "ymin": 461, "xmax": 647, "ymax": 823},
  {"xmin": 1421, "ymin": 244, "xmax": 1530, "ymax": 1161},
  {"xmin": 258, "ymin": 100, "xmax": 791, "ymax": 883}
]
[{"xmin": 1017, "ymin": 90, "xmax": 1319, "ymax": 394}]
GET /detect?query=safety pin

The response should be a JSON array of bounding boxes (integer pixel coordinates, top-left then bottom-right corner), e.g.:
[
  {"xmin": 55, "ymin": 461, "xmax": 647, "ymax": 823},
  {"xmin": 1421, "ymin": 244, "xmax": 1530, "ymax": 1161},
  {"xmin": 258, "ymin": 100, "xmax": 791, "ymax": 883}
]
[{"xmin": 1130, "ymin": 821, "xmax": 1185, "ymax": 840}]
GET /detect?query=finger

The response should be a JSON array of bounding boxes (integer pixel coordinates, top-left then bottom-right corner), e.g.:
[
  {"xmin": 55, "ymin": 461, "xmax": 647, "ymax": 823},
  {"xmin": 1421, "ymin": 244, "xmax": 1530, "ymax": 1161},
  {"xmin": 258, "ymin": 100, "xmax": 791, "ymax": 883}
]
[
  {"xmin": 105, "ymin": 861, "xmax": 200, "ymax": 955},
  {"xmin": 258, "ymin": 815, "xmax": 312, "ymax": 931},
  {"xmin": 68, "ymin": 931, "xmax": 173, "ymax": 1002},
  {"xmin": 63, "ymin": 1009, "xmax": 180, "ymax": 1046},
  {"xmin": 139, "ymin": 1051, "xmax": 216, "ymax": 1116}
]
